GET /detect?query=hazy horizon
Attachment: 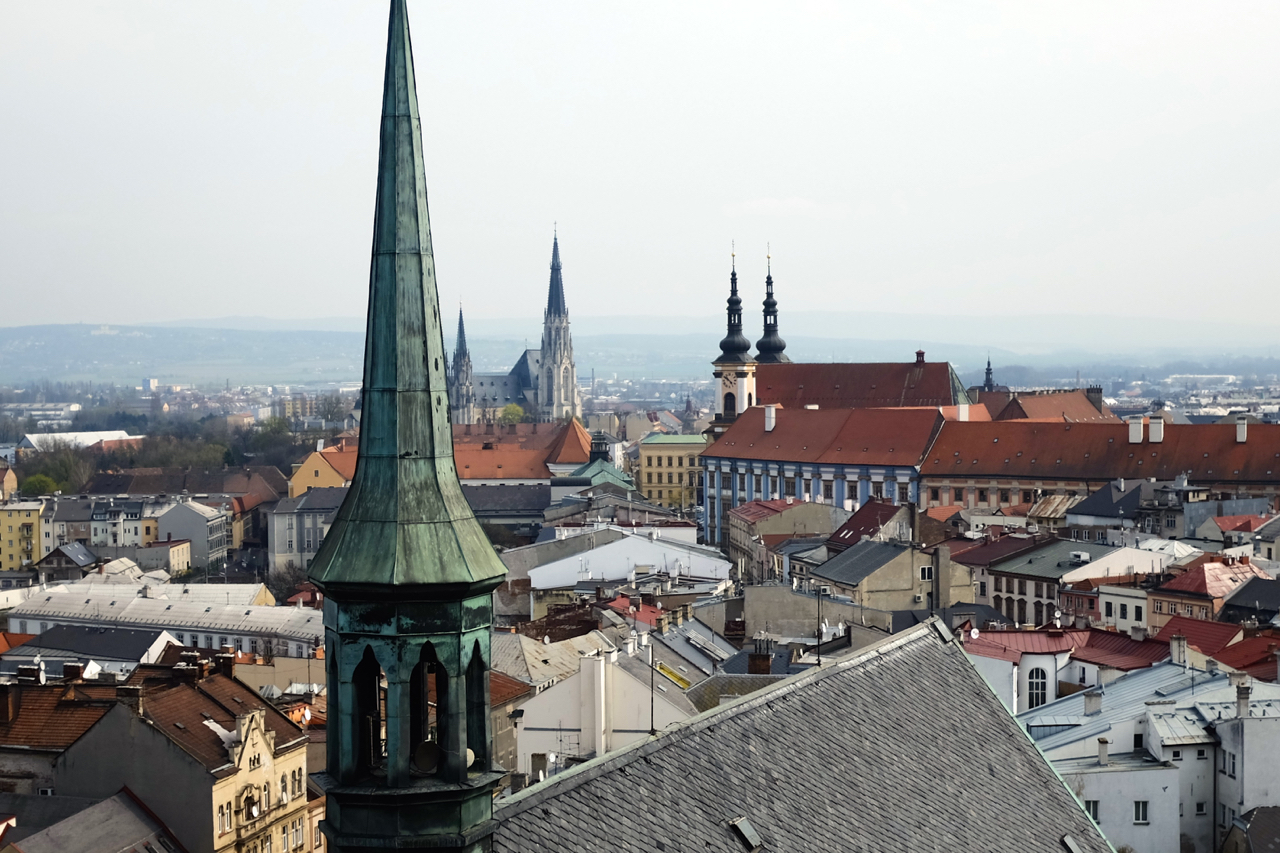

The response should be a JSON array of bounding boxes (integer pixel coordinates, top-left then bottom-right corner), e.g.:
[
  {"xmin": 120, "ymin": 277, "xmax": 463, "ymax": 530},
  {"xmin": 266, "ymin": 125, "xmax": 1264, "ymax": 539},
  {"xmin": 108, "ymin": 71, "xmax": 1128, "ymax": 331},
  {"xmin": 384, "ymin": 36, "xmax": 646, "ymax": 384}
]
[{"xmin": 3, "ymin": 1, "xmax": 1279, "ymax": 334}]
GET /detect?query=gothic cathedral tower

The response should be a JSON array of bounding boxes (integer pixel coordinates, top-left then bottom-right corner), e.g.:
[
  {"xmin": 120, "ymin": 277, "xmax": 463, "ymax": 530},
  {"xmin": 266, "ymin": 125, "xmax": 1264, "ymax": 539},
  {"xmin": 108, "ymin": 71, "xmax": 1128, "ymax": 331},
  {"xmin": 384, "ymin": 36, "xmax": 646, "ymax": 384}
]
[
  {"xmin": 308, "ymin": 3, "xmax": 507, "ymax": 850},
  {"xmin": 448, "ymin": 307, "xmax": 476, "ymax": 424},
  {"xmin": 539, "ymin": 235, "xmax": 578, "ymax": 420}
]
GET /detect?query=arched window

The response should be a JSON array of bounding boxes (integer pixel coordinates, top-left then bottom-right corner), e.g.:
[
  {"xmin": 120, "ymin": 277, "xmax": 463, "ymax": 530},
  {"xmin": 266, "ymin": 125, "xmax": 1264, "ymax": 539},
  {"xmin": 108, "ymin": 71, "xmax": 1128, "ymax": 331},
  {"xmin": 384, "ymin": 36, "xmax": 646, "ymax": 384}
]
[
  {"xmin": 218, "ymin": 804, "xmax": 225, "ymax": 833},
  {"xmin": 561, "ymin": 366, "xmax": 570, "ymax": 403},
  {"xmin": 723, "ymin": 392, "xmax": 736, "ymax": 415},
  {"xmin": 992, "ymin": 595, "xmax": 1002, "ymax": 613},
  {"xmin": 1005, "ymin": 598, "xmax": 1015, "ymax": 620},
  {"xmin": 352, "ymin": 646, "xmax": 386, "ymax": 776},
  {"xmin": 1028, "ymin": 667, "xmax": 1048, "ymax": 709},
  {"xmin": 1016, "ymin": 598, "xmax": 1027, "ymax": 625},
  {"xmin": 545, "ymin": 368, "xmax": 554, "ymax": 404},
  {"xmin": 280, "ymin": 774, "xmax": 288, "ymax": 803},
  {"xmin": 1033, "ymin": 601, "xmax": 1044, "ymax": 625}
]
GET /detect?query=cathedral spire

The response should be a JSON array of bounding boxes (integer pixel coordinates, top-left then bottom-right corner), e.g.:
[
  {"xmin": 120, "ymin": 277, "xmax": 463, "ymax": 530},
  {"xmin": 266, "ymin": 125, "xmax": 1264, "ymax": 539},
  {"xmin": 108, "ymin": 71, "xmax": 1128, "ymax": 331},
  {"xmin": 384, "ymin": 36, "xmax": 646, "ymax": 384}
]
[
  {"xmin": 454, "ymin": 305, "xmax": 469, "ymax": 363},
  {"xmin": 754, "ymin": 251, "xmax": 790, "ymax": 364},
  {"xmin": 983, "ymin": 355, "xmax": 994, "ymax": 392},
  {"xmin": 715, "ymin": 248, "xmax": 753, "ymax": 365},
  {"xmin": 545, "ymin": 233, "xmax": 568, "ymax": 318}
]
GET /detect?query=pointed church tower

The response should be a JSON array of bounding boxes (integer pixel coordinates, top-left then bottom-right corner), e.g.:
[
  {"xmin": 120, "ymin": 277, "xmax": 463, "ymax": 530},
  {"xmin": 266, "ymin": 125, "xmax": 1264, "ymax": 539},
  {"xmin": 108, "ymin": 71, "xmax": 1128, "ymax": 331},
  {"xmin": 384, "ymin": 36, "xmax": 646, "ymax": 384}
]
[
  {"xmin": 448, "ymin": 307, "xmax": 476, "ymax": 424},
  {"xmin": 754, "ymin": 255, "xmax": 790, "ymax": 364},
  {"xmin": 710, "ymin": 252, "xmax": 756, "ymax": 436},
  {"xmin": 983, "ymin": 356, "xmax": 995, "ymax": 393},
  {"xmin": 309, "ymin": 3, "xmax": 507, "ymax": 850},
  {"xmin": 539, "ymin": 234, "xmax": 578, "ymax": 420}
]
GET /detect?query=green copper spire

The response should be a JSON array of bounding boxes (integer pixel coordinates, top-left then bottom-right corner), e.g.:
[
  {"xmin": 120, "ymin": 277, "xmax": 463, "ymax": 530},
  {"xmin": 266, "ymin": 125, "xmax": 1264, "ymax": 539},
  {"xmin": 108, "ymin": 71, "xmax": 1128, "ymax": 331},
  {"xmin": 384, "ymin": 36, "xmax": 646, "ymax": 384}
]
[{"xmin": 308, "ymin": 0, "xmax": 505, "ymax": 598}]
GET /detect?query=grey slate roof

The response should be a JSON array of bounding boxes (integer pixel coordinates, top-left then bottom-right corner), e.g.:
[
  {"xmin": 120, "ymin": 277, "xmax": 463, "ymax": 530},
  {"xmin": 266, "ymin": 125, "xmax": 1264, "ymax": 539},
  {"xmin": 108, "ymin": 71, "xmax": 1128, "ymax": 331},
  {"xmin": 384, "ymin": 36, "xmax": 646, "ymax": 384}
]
[
  {"xmin": 37, "ymin": 542, "xmax": 97, "ymax": 568},
  {"xmin": 990, "ymin": 539, "xmax": 1118, "ymax": 580},
  {"xmin": 492, "ymin": 622, "xmax": 1112, "ymax": 853},
  {"xmin": 810, "ymin": 539, "xmax": 906, "ymax": 587},
  {"xmin": 7, "ymin": 790, "xmax": 180, "ymax": 853},
  {"xmin": 1, "ymin": 624, "xmax": 165, "ymax": 661}
]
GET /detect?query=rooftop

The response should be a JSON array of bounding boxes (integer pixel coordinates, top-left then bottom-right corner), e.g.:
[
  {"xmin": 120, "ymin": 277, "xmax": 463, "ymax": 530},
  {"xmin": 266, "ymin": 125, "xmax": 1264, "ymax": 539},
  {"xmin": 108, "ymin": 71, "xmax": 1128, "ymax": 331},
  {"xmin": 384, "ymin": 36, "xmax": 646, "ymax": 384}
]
[
  {"xmin": 706, "ymin": 406, "xmax": 943, "ymax": 467},
  {"xmin": 492, "ymin": 622, "xmax": 1111, "ymax": 852},
  {"xmin": 1153, "ymin": 615, "xmax": 1243, "ymax": 655},
  {"xmin": 753, "ymin": 361, "xmax": 969, "ymax": 409}
]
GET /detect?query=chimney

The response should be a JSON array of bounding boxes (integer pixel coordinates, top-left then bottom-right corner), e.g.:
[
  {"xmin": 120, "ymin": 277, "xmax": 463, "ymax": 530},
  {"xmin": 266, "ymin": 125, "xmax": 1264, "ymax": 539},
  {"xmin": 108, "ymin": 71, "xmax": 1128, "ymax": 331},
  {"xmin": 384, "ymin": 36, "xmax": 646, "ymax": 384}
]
[
  {"xmin": 1170, "ymin": 634, "xmax": 1188, "ymax": 666},
  {"xmin": 62, "ymin": 662, "xmax": 83, "ymax": 681},
  {"xmin": 1128, "ymin": 415, "xmax": 1144, "ymax": 444},
  {"xmin": 680, "ymin": 603, "xmax": 692, "ymax": 625},
  {"xmin": 674, "ymin": 606, "xmax": 685, "ymax": 628},
  {"xmin": 764, "ymin": 405, "xmax": 777, "ymax": 433},
  {"xmin": 1085, "ymin": 385, "xmax": 1104, "ymax": 414},
  {"xmin": 0, "ymin": 684, "xmax": 19, "ymax": 724},
  {"xmin": 1097, "ymin": 737, "xmax": 1109, "ymax": 767},
  {"xmin": 748, "ymin": 646, "xmax": 773, "ymax": 675},
  {"xmin": 1130, "ymin": 626, "xmax": 1147, "ymax": 642},
  {"xmin": 1083, "ymin": 691, "xmax": 1102, "ymax": 716},
  {"xmin": 1149, "ymin": 415, "xmax": 1164, "ymax": 444},
  {"xmin": 1237, "ymin": 677, "xmax": 1252, "ymax": 719},
  {"xmin": 179, "ymin": 650, "xmax": 201, "ymax": 667},
  {"xmin": 1206, "ymin": 659, "xmax": 1219, "ymax": 676},
  {"xmin": 116, "ymin": 684, "xmax": 143, "ymax": 714},
  {"xmin": 15, "ymin": 666, "xmax": 40, "ymax": 684},
  {"xmin": 215, "ymin": 652, "xmax": 235, "ymax": 678},
  {"xmin": 957, "ymin": 404, "xmax": 970, "ymax": 422},
  {"xmin": 656, "ymin": 613, "xmax": 671, "ymax": 634},
  {"xmin": 173, "ymin": 662, "xmax": 200, "ymax": 682},
  {"xmin": 915, "ymin": 349, "xmax": 926, "ymax": 365},
  {"xmin": 1236, "ymin": 414, "xmax": 1249, "ymax": 443}
]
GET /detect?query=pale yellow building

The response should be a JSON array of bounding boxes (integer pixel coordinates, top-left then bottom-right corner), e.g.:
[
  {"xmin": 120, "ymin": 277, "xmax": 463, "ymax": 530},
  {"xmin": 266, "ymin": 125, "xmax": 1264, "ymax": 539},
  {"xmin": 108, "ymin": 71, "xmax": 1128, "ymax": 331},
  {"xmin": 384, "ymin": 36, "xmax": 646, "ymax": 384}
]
[
  {"xmin": 0, "ymin": 501, "xmax": 43, "ymax": 571},
  {"xmin": 289, "ymin": 444, "xmax": 358, "ymax": 498},
  {"xmin": 0, "ymin": 464, "xmax": 16, "ymax": 501},
  {"xmin": 636, "ymin": 434, "xmax": 709, "ymax": 509}
]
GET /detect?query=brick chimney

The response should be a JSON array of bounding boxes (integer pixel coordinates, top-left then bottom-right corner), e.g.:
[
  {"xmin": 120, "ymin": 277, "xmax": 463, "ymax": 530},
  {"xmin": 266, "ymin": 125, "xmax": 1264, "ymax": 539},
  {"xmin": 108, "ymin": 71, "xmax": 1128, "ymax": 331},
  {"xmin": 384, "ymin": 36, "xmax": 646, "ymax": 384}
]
[
  {"xmin": 0, "ymin": 684, "xmax": 20, "ymax": 724},
  {"xmin": 748, "ymin": 635, "xmax": 773, "ymax": 675},
  {"xmin": 215, "ymin": 652, "xmax": 236, "ymax": 678},
  {"xmin": 1083, "ymin": 691, "xmax": 1102, "ymax": 716},
  {"xmin": 116, "ymin": 684, "xmax": 142, "ymax": 714},
  {"xmin": 62, "ymin": 662, "xmax": 83, "ymax": 681},
  {"xmin": 915, "ymin": 349, "xmax": 926, "ymax": 365}
]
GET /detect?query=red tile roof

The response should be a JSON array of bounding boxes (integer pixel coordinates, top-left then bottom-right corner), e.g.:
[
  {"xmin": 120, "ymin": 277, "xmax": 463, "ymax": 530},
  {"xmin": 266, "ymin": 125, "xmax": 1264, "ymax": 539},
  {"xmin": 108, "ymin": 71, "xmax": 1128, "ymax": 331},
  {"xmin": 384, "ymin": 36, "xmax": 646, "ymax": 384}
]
[
  {"xmin": 924, "ymin": 421, "xmax": 1280, "ymax": 484},
  {"xmin": 727, "ymin": 498, "xmax": 808, "ymax": 523},
  {"xmin": 452, "ymin": 421, "xmax": 590, "ymax": 479},
  {"xmin": 754, "ymin": 362, "xmax": 965, "ymax": 409},
  {"xmin": 0, "ymin": 632, "xmax": 35, "ymax": 654},
  {"xmin": 993, "ymin": 390, "xmax": 1119, "ymax": 424},
  {"xmin": 1213, "ymin": 636, "xmax": 1280, "ymax": 681},
  {"xmin": 963, "ymin": 628, "xmax": 1169, "ymax": 671},
  {"xmin": 1153, "ymin": 616, "xmax": 1244, "ymax": 655},
  {"xmin": 826, "ymin": 501, "xmax": 902, "ymax": 551},
  {"xmin": 1212, "ymin": 515, "xmax": 1273, "ymax": 533},
  {"xmin": 602, "ymin": 594, "xmax": 663, "ymax": 627},
  {"xmin": 947, "ymin": 534, "xmax": 1054, "ymax": 568},
  {"xmin": 545, "ymin": 420, "xmax": 593, "ymax": 466},
  {"xmin": 319, "ymin": 445, "xmax": 359, "ymax": 480},
  {"xmin": 490, "ymin": 670, "xmax": 532, "ymax": 706},
  {"xmin": 707, "ymin": 407, "xmax": 943, "ymax": 467},
  {"xmin": 1157, "ymin": 562, "xmax": 1269, "ymax": 599},
  {"xmin": 0, "ymin": 682, "xmax": 119, "ymax": 751}
]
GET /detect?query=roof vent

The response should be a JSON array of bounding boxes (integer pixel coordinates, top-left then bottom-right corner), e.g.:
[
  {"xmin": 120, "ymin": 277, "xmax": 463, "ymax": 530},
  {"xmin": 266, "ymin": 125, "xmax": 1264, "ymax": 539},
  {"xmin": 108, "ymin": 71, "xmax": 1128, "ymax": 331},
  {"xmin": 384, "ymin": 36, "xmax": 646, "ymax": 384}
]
[{"xmin": 729, "ymin": 817, "xmax": 763, "ymax": 851}]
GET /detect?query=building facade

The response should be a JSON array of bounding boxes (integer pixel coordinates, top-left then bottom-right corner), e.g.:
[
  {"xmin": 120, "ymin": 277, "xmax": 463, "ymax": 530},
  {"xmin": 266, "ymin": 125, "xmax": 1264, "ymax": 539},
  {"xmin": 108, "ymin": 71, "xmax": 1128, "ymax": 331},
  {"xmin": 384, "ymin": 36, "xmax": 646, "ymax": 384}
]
[
  {"xmin": 0, "ymin": 501, "xmax": 42, "ymax": 572},
  {"xmin": 636, "ymin": 433, "xmax": 709, "ymax": 509}
]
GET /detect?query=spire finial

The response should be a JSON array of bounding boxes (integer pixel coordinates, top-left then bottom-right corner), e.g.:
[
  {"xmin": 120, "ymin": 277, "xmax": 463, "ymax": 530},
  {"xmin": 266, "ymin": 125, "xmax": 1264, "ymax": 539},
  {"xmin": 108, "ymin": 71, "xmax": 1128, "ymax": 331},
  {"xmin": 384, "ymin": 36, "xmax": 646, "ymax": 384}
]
[{"xmin": 731, "ymin": 240, "xmax": 735, "ymax": 272}]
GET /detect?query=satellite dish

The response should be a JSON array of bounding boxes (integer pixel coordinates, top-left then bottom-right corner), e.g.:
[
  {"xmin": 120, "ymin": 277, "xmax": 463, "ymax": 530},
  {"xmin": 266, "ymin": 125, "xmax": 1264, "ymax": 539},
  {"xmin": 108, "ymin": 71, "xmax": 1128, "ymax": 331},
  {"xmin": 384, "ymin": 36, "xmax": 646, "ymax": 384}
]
[
  {"xmin": 251, "ymin": 803, "xmax": 259, "ymax": 818},
  {"xmin": 303, "ymin": 708, "xmax": 311, "ymax": 723},
  {"xmin": 466, "ymin": 748, "xmax": 476, "ymax": 767},
  {"xmin": 1054, "ymin": 610, "xmax": 1062, "ymax": 620},
  {"xmin": 543, "ymin": 635, "xmax": 551, "ymax": 645},
  {"xmin": 970, "ymin": 628, "xmax": 980, "ymax": 640}
]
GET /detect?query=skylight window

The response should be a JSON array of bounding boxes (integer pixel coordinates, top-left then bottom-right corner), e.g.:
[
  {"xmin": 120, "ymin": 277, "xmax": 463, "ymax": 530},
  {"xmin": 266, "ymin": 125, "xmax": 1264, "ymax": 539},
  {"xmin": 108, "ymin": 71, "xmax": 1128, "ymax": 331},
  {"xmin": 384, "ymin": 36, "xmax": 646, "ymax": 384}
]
[{"xmin": 731, "ymin": 817, "xmax": 764, "ymax": 850}]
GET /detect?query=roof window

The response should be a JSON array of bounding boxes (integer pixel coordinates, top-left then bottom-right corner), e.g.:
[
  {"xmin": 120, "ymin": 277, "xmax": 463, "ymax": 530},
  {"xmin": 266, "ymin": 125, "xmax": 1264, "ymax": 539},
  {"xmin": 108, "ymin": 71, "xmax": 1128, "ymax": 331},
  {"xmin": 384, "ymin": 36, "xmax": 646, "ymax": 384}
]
[{"xmin": 730, "ymin": 817, "xmax": 764, "ymax": 851}]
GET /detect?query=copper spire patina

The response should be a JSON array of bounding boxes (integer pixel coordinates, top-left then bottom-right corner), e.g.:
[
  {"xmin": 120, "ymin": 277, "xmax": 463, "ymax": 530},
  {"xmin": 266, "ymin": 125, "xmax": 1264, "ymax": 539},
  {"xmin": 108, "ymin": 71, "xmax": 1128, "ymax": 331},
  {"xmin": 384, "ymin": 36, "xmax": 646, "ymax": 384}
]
[{"xmin": 308, "ymin": 0, "xmax": 505, "ymax": 598}]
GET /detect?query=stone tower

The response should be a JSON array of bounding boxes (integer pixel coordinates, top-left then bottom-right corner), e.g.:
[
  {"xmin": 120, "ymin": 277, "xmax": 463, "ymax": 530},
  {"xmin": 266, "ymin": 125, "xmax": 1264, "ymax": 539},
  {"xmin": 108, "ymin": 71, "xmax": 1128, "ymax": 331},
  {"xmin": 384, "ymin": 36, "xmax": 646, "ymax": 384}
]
[
  {"xmin": 539, "ymin": 235, "xmax": 578, "ymax": 421},
  {"xmin": 308, "ymin": 3, "xmax": 508, "ymax": 850},
  {"xmin": 448, "ymin": 307, "xmax": 476, "ymax": 424},
  {"xmin": 709, "ymin": 254, "xmax": 756, "ymax": 436},
  {"xmin": 754, "ymin": 257, "xmax": 790, "ymax": 364}
]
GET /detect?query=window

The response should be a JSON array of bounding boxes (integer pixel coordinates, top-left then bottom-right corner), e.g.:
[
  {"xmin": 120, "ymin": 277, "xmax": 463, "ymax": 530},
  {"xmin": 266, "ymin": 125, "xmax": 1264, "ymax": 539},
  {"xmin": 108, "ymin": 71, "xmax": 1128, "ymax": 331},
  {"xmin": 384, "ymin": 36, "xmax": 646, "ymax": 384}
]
[
  {"xmin": 920, "ymin": 565, "xmax": 934, "ymax": 581},
  {"xmin": 993, "ymin": 576, "xmax": 1002, "ymax": 592},
  {"xmin": 784, "ymin": 478, "xmax": 796, "ymax": 497},
  {"xmin": 281, "ymin": 775, "xmax": 289, "ymax": 803},
  {"xmin": 738, "ymin": 473, "xmax": 746, "ymax": 492},
  {"xmin": 646, "ymin": 456, "xmax": 652, "ymax": 467},
  {"xmin": 1133, "ymin": 800, "xmax": 1148, "ymax": 824},
  {"xmin": 1120, "ymin": 603, "xmax": 1128, "ymax": 620},
  {"xmin": 978, "ymin": 489, "xmax": 988, "ymax": 504},
  {"xmin": 930, "ymin": 488, "xmax": 940, "ymax": 503},
  {"xmin": 979, "ymin": 581, "xmax": 987, "ymax": 598},
  {"xmin": 37, "ymin": 786, "xmax": 54, "ymax": 796},
  {"xmin": 1154, "ymin": 600, "xmax": 1164, "ymax": 614},
  {"xmin": 677, "ymin": 456, "xmax": 684, "ymax": 467},
  {"xmin": 1184, "ymin": 603, "xmax": 1194, "ymax": 617},
  {"xmin": 1028, "ymin": 667, "xmax": 1048, "ymax": 709},
  {"xmin": 218, "ymin": 805, "xmax": 225, "ymax": 833},
  {"xmin": 667, "ymin": 473, "xmax": 673, "ymax": 484},
  {"xmin": 1198, "ymin": 606, "xmax": 1208, "ymax": 619},
  {"xmin": 1022, "ymin": 490, "xmax": 1033, "ymax": 504},
  {"xmin": 1000, "ymin": 489, "xmax": 1009, "ymax": 504},
  {"xmin": 1171, "ymin": 749, "xmax": 1182, "ymax": 760},
  {"xmin": 1221, "ymin": 804, "xmax": 1228, "ymax": 826},
  {"xmin": 1105, "ymin": 601, "xmax": 1114, "ymax": 618},
  {"xmin": 689, "ymin": 456, "xmax": 697, "ymax": 468},
  {"xmin": 754, "ymin": 474, "xmax": 762, "ymax": 494},
  {"xmin": 871, "ymin": 481, "xmax": 883, "ymax": 500},
  {"xmin": 218, "ymin": 636, "xmax": 228, "ymax": 649},
  {"xmin": 954, "ymin": 488, "xmax": 963, "ymax": 503},
  {"xmin": 823, "ymin": 481, "xmax": 833, "ymax": 501},
  {"xmin": 647, "ymin": 490, "xmax": 652, "ymax": 500},
  {"xmin": 1084, "ymin": 800, "xmax": 1099, "ymax": 822},
  {"xmin": 666, "ymin": 456, "xmax": 673, "ymax": 467},
  {"xmin": 1017, "ymin": 579, "xmax": 1027, "ymax": 595},
  {"xmin": 1166, "ymin": 516, "xmax": 1176, "ymax": 529},
  {"xmin": 1196, "ymin": 802, "xmax": 1206, "ymax": 816},
  {"xmin": 1134, "ymin": 605, "xmax": 1143, "ymax": 622},
  {"xmin": 1133, "ymin": 733, "xmax": 1144, "ymax": 751},
  {"xmin": 1230, "ymin": 751, "xmax": 1237, "ymax": 777},
  {"xmin": 1034, "ymin": 582, "xmax": 1043, "ymax": 599},
  {"xmin": 1197, "ymin": 748, "xmax": 1207, "ymax": 760},
  {"xmin": 646, "ymin": 473, "xmax": 652, "ymax": 484}
]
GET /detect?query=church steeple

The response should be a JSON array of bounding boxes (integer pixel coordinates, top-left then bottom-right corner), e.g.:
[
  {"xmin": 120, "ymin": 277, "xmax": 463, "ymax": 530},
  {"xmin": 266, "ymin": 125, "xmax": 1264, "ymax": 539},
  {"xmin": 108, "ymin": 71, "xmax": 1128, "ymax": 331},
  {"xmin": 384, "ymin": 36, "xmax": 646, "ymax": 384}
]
[
  {"xmin": 754, "ymin": 253, "xmax": 790, "ymax": 364},
  {"xmin": 715, "ymin": 253, "xmax": 753, "ymax": 365},
  {"xmin": 454, "ymin": 306, "xmax": 470, "ymax": 364},
  {"xmin": 983, "ymin": 356, "xmax": 994, "ymax": 392},
  {"xmin": 545, "ymin": 233, "xmax": 568, "ymax": 318},
  {"xmin": 310, "ymin": 3, "xmax": 506, "ymax": 849}
]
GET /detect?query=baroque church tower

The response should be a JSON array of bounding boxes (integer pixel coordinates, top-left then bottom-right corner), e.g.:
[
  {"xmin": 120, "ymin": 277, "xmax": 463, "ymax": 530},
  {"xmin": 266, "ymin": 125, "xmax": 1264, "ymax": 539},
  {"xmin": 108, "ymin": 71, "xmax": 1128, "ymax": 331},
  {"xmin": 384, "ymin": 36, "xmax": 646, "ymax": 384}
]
[
  {"xmin": 539, "ymin": 234, "xmax": 578, "ymax": 420},
  {"xmin": 709, "ymin": 254, "xmax": 756, "ymax": 436},
  {"xmin": 309, "ymin": 3, "xmax": 507, "ymax": 850},
  {"xmin": 754, "ymin": 257, "xmax": 790, "ymax": 364}
]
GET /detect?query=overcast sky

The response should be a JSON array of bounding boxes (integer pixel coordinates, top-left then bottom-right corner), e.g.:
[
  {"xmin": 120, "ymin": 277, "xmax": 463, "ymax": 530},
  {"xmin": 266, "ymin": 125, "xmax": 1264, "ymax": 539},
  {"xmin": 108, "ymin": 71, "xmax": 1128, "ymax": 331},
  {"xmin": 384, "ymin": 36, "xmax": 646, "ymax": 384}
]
[{"xmin": 2, "ymin": 1, "xmax": 1278, "ymax": 330}]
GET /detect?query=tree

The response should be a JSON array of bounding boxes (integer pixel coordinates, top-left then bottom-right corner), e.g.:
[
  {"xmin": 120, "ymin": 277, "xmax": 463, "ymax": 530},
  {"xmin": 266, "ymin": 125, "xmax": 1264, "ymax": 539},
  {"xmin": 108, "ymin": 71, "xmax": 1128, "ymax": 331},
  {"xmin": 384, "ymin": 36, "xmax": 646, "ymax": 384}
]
[
  {"xmin": 498, "ymin": 404, "xmax": 524, "ymax": 425},
  {"xmin": 317, "ymin": 392, "xmax": 346, "ymax": 424},
  {"xmin": 19, "ymin": 473, "xmax": 58, "ymax": 496}
]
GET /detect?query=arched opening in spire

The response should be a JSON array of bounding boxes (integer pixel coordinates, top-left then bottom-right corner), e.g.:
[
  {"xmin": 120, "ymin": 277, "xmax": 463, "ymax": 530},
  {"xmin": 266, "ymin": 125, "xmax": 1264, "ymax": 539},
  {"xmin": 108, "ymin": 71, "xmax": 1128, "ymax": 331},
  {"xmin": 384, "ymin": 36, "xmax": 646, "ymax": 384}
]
[
  {"xmin": 465, "ymin": 640, "xmax": 489, "ymax": 771},
  {"xmin": 410, "ymin": 642, "xmax": 448, "ymax": 775},
  {"xmin": 352, "ymin": 646, "xmax": 387, "ymax": 777}
]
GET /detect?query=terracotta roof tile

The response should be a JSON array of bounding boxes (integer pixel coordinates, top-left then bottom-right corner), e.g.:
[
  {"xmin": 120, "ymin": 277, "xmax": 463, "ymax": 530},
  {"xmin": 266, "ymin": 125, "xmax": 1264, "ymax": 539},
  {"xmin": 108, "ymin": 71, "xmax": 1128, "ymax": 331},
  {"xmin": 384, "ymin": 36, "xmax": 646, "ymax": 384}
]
[
  {"xmin": 925, "ymin": 421, "xmax": 1280, "ymax": 484},
  {"xmin": 755, "ymin": 362, "xmax": 965, "ymax": 409},
  {"xmin": 707, "ymin": 407, "xmax": 943, "ymax": 466},
  {"xmin": 1157, "ymin": 562, "xmax": 1269, "ymax": 599},
  {"xmin": 319, "ymin": 445, "xmax": 359, "ymax": 480},
  {"xmin": 0, "ymin": 682, "xmax": 119, "ymax": 751},
  {"xmin": 489, "ymin": 670, "xmax": 532, "ymax": 706},
  {"xmin": 1154, "ymin": 616, "xmax": 1244, "ymax": 655},
  {"xmin": 993, "ymin": 390, "xmax": 1119, "ymax": 424}
]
